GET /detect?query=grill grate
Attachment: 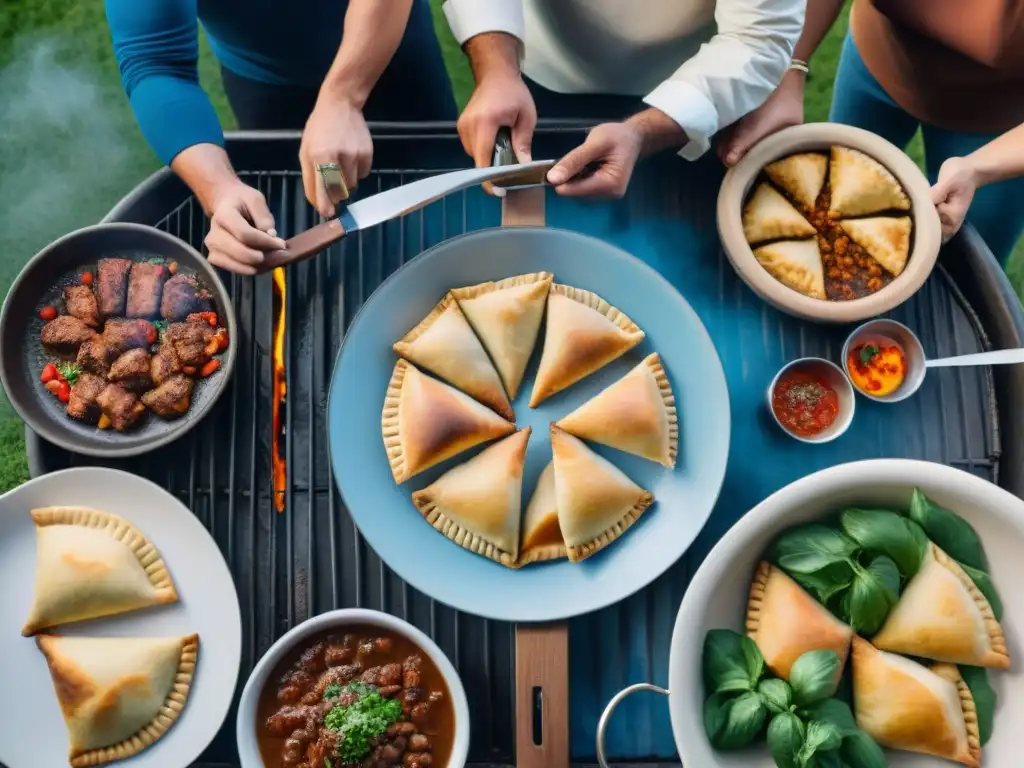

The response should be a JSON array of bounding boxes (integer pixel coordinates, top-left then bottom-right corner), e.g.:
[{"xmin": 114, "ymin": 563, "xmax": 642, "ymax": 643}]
[{"xmin": 25, "ymin": 128, "xmax": 1006, "ymax": 766}]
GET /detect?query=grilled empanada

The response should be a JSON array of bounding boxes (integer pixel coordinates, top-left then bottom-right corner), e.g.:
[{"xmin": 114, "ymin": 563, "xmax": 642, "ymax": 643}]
[
  {"xmin": 852, "ymin": 636, "xmax": 981, "ymax": 767},
  {"xmin": 872, "ymin": 543, "xmax": 1009, "ymax": 669},
  {"xmin": 746, "ymin": 562, "xmax": 854, "ymax": 680},
  {"xmin": 21, "ymin": 507, "xmax": 178, "ymax": 636},
  {"xmin": 517, "ymin": 461, "xmax": 567, "ymax": 566},
  {"xmin": 742, "ymin": 183, "xmax": 816, "ymax": 244},
  {"xmin": 557, "ymin": 352, "xmax": 677, "ymax": 467},
  {"xmin": 394, "ymin": 292, "xmax": 513, "ymax": 419},
  {"xmin": 550, "ymin": 425, "xmax": 653, "ymax": 563},
  {"xmin": 839, "ymin": 216, "xmax": 912, "ymax": 277},
  {"xmin": 753, "ymin": 239, "xmax": 827, "ymax": 299},
  {"xmin": 382, "ymin": 360, "xmax": 516, "ymax": 484},
  {"xmin": 412, "ymin": 428, "xmax": 531, "ymax": 567},
  {"xmin": 37, "ymin": 634, "xmax": 198, "ymax": 767},
  {"xmin": 764, "ymin": 153, "xmax": 828, "ymax": 210},
  {"xmin": 451, "ymin": 272, "xmax": 552, "ymax": 399},
  {"xmin": 828, "ymin": 146, "xmax": 911, "ymax": 217},
  {"xmin": 530, "ymin": 284, "xmax": 645, "ymax": 407}
]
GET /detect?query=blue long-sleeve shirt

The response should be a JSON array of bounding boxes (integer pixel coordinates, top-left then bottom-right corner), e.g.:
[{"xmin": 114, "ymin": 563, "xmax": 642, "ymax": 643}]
[{"xmin": 106, "ymin": 0, "xmax": 358, "ymax": 165}]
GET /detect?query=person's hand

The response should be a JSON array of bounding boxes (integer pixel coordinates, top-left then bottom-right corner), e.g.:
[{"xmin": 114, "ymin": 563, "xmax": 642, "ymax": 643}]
[
  {"xmin": 716, "ymin": 71, "xmax": 805, "ymax": 167},
  {"xmin": 204, "ymin": 181, "xmax": 287, "ymax": 275},
  {"xmin": 457, "ymin": 69, "xmax": 536, "ymax": 167},
  {"xmin": 932, "ymin": 157, "xmax": 979, "ymax": 242},
  {"xmin": 300, "ymin": 93, "xmax": 373, "ymax": 217},
  {"xmin": 546, "ymin": 122, "xmax": 644, "ymax": 198}
]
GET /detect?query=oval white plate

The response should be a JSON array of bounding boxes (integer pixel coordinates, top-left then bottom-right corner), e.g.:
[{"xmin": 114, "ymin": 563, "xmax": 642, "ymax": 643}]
[{"xmin": 0, "ymin": 467, "xmax": 241, "ymax": 768}]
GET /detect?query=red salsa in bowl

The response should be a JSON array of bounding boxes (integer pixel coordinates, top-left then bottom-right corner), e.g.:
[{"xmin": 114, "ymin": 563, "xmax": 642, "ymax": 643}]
[{"xmin": 767, "ymin": 357, "xmax": 854, "ymax": 443}]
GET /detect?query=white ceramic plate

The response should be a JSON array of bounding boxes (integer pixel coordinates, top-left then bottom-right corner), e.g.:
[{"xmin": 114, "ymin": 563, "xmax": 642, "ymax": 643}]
[{"xmin": 0, "ymin": 467, "xmax": 241, "ymax": 768}]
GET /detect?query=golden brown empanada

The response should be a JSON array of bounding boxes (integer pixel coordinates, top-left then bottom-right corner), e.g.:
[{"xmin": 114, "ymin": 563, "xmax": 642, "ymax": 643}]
[
  {"xmin": 556, "ymin": 352, "xmax": 677, "ymax": 467},
  {"xmin": 412, "ymin": 428, "xmax": 530, "ymax": 567},
  {"xmin": 529, "ymin": 284, "xmax": 645, "ymax": 407},
  {"xmin": 828, "ymin": 146, "xmax": 911, "ymax": 217},
  {"xmin": 839, "ymin": 216, "xmax": 912, "ymax": 277},
  {"xmin": 451, "ymin": 272, "xmax": 552, "ymax": 399},
  {"xmin": 742, "ymin": 183, "xmax": 816, "ymax": 244},
  {"xmin": 550, "ymin": 425, "xmax": 653, "ymax": 563},
  {"xmin": 872, "ymin": 543, "xmax": 1009, "ymax": 669},
  {"xmin": 394, "ymin": 292, "xmax": 514, "ymax": 420},
  {"xmin": 753, "ymin": 239, "xmax": 827, "ymax": 300},
  {"xmin": 37, "ymin": 633, "xmax": 198, "ymax": 767},
  {"xmin": 764, "ymin": 152, "xmax": 828, "ymax": 210},
  {"xmin": 517, "ymin": 461, "xmax": 567, "ymax": 566},
  {"xmin": 746, "ymin": 562, "xmax": 854, "ymax": 680},
  {"xmin": 852, "ymin": 636, "xmax": 981, "ymax": 767},
  {"xmin": 382, "ymin": 360, "xmax": 516, "ymax": 484},
  {"xmin": 22, "ymin": 507, "xmax": 178, "ymax": 636}
]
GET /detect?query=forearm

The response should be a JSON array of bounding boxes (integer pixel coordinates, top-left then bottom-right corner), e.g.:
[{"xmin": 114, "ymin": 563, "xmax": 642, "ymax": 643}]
[
  {"xmin": 627, "ymin": 109, "xmax": 689, "ymax": 156},
  {"xmin": 966, "ymin": 123, "xmax": 1024, "ymax": 187},
  {"xmin": 794, "ymin": 0, "xmax": 845, "ymax": 62},
  {"xmin": 170, "ymin": 144, "xmax": 242, "ymax": 215},
  {"xmin": 320, "ymin": 0, "xmax": 415, "ymax": 107},
  {"xmin": 464, "ymin": 31, "xmax": 521, "ymax": 82}
]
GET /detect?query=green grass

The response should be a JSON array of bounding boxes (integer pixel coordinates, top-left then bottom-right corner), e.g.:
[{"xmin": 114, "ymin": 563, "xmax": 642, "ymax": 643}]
[{"xmin": 0, "ymin": 1, "xmax": 1020, "ymax": 492}]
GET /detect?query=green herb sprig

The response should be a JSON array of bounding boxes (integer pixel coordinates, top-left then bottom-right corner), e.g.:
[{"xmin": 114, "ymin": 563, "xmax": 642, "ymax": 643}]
[
  {"xmin": 55, "ymin": 361, "xmax": 81, "ymax": 386},
  {"xmin": 322, "ymin": 685, "xmax": 402, "ymax": 763}
]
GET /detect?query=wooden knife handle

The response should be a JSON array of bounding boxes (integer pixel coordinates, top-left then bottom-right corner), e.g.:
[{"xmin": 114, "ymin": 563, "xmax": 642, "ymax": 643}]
[
  {"xmin": 259, "ymin": 219, "xmax": 346, "ymax": 273},
  {"xmin": 515, "ymin": 623, "xmax": 570, "ymax": 768}
]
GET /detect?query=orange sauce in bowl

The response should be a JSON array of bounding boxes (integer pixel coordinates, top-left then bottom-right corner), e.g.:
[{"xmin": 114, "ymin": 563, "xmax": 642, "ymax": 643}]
[
  {"xmin": 846, "ymin": 341, "xmax": 906, "ymax": 396},
  {"xmin": 771, "ymin": 371, "xmax": 840, "ymax": 437}
]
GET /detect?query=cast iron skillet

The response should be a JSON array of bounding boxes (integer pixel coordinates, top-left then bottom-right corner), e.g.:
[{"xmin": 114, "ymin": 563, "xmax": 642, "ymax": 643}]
[{"xmin": 0, "ymin": 223, "xmax": 237, "ymax": 458}]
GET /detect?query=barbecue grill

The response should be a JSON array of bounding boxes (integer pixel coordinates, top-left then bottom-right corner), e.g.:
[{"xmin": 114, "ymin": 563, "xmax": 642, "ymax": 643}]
[{"xmin": 25, "ymin": 124, "xmax": 1024, "ymax": 766}]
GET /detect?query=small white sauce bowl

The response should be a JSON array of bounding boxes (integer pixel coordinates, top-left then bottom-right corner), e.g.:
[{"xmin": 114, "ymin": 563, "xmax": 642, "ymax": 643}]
[
  {"xmin": 767, "ymin": 357, "xmax": 855, "ymax": 443},
  {"xmin": 841, "ymin": 318, "xmax": 926, "ymax": 403}
]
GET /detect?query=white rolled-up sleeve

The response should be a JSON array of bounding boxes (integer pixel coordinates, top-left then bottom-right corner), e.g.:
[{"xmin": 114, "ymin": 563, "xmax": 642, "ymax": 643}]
[
  {"xmin": 643, "ymin": 0, "xmax": 805, "ymax": 160},
  {"xmin": 442, "ymin": 0, "xmax": 525, "ymax": 46}
]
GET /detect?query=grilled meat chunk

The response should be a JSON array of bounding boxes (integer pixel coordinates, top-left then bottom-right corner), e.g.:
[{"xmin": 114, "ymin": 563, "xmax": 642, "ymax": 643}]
[
  {"xmin": 96, "ymin": 258, "xmax": 132, "ymax": 317},
  {"xmin": 76, "ymin": 337, "xmax": 111, "ymax": 376},
  {"xmin": 161, "ymin": 274, "xmax": 211, "ymax": 321},
  {"xmin": 107, "ymin": 348, "xmax": 152, "ymax": 391},
  {"xmin": 142, "ymin": 374, "xmax": 193, "ymax": 418},
  {"xmin": 165, "ymin": 318, "xmax": 216, "ymax": 366},
  {"xmin": 102, "ymin": 318, "xmax": 156, "ymax": 357},
  {"xmin": 150, "ymin": 343, "xmax": 181, "ymax": 385},
  {"xmin": 126, "ymin": 262, "xmax": 167, "ymax": 318},
  {"xmin": 63, "ymin": 285, "xmax": 99, "ymax": 327},
  {"xmin": 65, "ymin": 372, "xmax": 106, "ymax": 423},
  {"xmin": 41, "ymin": 316, "xmax": 98, "ymax": 356},
  {"xmin": 96, "ymin": 383, "xmax": 145, "ymax": 431}
]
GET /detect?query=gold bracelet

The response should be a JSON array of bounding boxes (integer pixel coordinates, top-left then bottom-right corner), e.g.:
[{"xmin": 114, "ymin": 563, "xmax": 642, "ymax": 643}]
[{"xmin": 789, "ymin": 58, "xmax": 810, "ymax": 75}]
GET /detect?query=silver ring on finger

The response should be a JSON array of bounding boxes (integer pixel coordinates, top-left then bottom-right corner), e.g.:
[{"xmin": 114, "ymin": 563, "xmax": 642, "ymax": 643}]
[{"xmin": 316, "ymin": 162, "xmax": 350, "ymax": 206}]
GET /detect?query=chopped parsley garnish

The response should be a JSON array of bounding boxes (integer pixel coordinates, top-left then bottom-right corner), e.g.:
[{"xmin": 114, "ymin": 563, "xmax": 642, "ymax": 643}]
[
  {"xmin": 859, "ymin": 344, "xmax": 879, "ymax": 365},
  {"xmin": 323, "ymin": 683, "xmax": 343, "ymax": 700},
  {"xmin": 55, "ymin": 362, "xmax": 80, "ymax": 385},
  {"xmin": 152, "ymin": 320, "xmax": 168, "ymax": 343},
  {"xmin": 323, "ymin": 687, "xmax": 402, "ymax": 763}
]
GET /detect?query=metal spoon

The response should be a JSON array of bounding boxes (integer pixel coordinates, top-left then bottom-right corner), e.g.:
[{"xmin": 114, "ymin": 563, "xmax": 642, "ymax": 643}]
[{"xmin": 925, "ymin": 348, "xmax": 1024, "ymax": 368}]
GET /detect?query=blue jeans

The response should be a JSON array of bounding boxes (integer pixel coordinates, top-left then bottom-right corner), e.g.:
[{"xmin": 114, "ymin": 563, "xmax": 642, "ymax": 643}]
[{"xmin": 831, "ymin": 34, "xmax": 1024, "ymax": 265}]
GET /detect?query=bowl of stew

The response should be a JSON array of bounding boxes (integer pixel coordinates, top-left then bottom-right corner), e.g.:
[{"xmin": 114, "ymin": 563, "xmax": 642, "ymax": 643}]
[
  {"xmin": 718, "ymin": 123, "xmax": 942, "ymax": 324},
  {"xmin": 236, "ymin": 609, "xmax": 469, "ymax": 768}
]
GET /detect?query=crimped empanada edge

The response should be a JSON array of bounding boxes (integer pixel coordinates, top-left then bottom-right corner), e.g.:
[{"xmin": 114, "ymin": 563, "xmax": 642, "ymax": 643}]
[
  {"xmin": 450, "ymin": 271, "xmax": 553, "ymax": 302},
  {"xmin": 550, "ymin": 282, "xmax": 645, "ymax": 340},
  {"xmin": 643, "ymin": 353, "xmax": 679, "ymax": 468},
  {"xmin": 565, "ymin": 491, "xmax": 654, "ymax": 563},
  {"xmin": 381, "ymin": 359, "xmax": 412, "ymax": 483},
  {"xmin": 393, "ymin": 292, "xmax": 459, "ymax": 350},
  {"xmin": 745, "ymin": 561, "xmax": 772, "ymax": 638},
  {"xmin": 413, "ymin": 495, "xmax": 518, "ymax": 568}
]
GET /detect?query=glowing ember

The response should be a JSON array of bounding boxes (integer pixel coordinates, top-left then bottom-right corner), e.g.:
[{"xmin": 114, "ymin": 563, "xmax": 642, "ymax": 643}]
[{"xmin": 272, "ymin": 267, "xmax": 287, "ymax": 512}]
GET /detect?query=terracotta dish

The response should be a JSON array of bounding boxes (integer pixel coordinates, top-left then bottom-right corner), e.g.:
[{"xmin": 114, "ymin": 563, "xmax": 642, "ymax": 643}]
[{"xmin": 718, "ymin": 124, "xmax": 942, "ymax": 323}]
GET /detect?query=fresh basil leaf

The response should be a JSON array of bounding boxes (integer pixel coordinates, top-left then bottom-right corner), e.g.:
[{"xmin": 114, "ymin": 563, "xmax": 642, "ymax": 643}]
[
  {"xmin": 810, "ymin": 749, "xmax": 845, "ymax": 768},
  {"xmin": 842, "ymin": 557, "xmax": 899, "ymax": 636},
  {"xmin": 908, "ymin": 488, "xmax": 987, "ymax": 570},
  {"xmin": 800, "ymin": 698, "xmax": 859, "ymax": 737},
  {"xmin": 797, "ymin": 720, "xmax": 843, "ymax": 766},
  {"xmin": 758, "ymin": 678, "xmax": 794, "ymax": 715},
  {"xmin": 702, "ymin": 630, "xmax": 764, "ymax": 694},
  {"xmin": 958, "ymin": 562, "xmax": 1004, "ymax": 621},
  {"xmin": 789, "ymin": 560, "xmax": 856, "ymax": 604},
  {"xmin": 840, "ymin": 730, "xmax": 887, "ymax": 768},
  {"xmin": 705, "ymin": 691, "xmax": 767, "ymax": 750},
  {"xmin": 771, "ymin": 525, "xmax": 859, "ymax": 575},
  {"xmin": 840, "ymin": 508, "xmax": 922, "ymax": 577},
  {"xmin": 959, "ymin": 665, "xmax": 997, "ymax": 745},
  {"xmin": 790, "ymin": 651, "xmax": 841, "ymax": 707},
  {"xmin": 904, "ymin": 518, "xmax": 929, "ymax": 561},
  {"xmin": 767, "ymin": 712, "xmax": 805, "ymax": 768}
]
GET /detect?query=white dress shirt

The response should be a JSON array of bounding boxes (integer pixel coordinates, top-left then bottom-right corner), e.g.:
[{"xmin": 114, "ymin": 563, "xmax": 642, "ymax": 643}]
[{"xmin": 443, "ymin": 0, "xmax": 805, "ymax": 159}]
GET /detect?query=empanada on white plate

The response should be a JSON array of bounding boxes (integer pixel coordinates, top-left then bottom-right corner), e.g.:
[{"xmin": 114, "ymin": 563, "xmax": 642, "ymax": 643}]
[
  {"xmin": 828, "ymin": 146, "xmax": 911, "ymax": 217},
  {"xmin": 872, "ymin": 543, "xmax": 1009, "ymax": 669},
  {"xmin": 382, "ymin": 360, "xmax": 516, "ymax": 484},
  {"xmin": 530, "ymin": 284, "xmax": 645, "ymax": 407},
  {"xmin": 557, "ymin": 352, "xmax": 677, "ymax": 468},
  {"xmin": 764, "ymin": 153, "xmax": 828, "ymax": 211},
  {"xmin": 852, "ymin": 636, "xmax": 981, "ymax": 767},
  {"xmin": 746, "ymin": 562, "xmax": 853, "ymax": 680},
  {"xmin": 517, "ymin": 461, "xmax": 567, "ymax": 566},
  {"xmin": 753, "ymin": 239, "xmax": 827, "ymax": 300},
  {"xmin": 742, "ymin": 183, "xmax": 816, "ymax": 244},
  {"xmin": 451, "ymin": 272, "xmax": 552, "ymax": 399},
  {"xmin": 412, "ymin": 428, "xmax": 531, "ymax": 567},
  {"xmin": 22, "ymin": 507, "xmax": 178, "ymax": 636},
  {"xmin": 839, "ymin": 216, "xmax": 912, "ymax": 277},
  {"xmin": 37, "ymin": 633, "xmax": 199, "ymax": 767},
  {"xmin": 394, "ymin": 292, "xmax": 514, "ymax": 420},
  {"xmin": 550, "ymin": 425, "xmax": 653, "ymax": 563}
]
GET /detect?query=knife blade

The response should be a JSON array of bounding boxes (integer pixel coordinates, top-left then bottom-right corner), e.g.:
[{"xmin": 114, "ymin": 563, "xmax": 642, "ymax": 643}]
[{"xmin": 259, "ymin": 160, "xmax": 555, "ymax": 272}]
